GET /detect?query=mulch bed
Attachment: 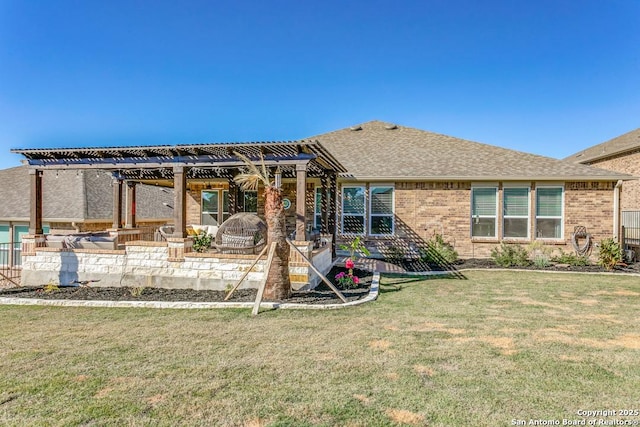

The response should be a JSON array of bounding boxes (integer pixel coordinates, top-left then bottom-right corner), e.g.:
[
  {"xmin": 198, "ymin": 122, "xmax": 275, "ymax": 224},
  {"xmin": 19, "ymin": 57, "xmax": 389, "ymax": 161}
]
[
  {"xmin": 396, "ymin": 257, "xmax": 640, "ymax": 274},
  {"xmin": 0, "ymin": 267, "xmax": 373, "ymax": 305}
]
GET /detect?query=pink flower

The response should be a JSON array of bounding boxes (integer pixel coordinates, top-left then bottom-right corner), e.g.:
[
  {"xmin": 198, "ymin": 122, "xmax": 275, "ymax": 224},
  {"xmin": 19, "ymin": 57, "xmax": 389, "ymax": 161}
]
[
  {"xmin": 335, "ymin": 272, "xmax": 346, "ymax": 279},
  {"xmin": 353, "ymin": 276, "xmax": 360, "ymax": 284},
  {"xmin": 345, "ymin": 259, "xmax": 355, "ymax": 269}
]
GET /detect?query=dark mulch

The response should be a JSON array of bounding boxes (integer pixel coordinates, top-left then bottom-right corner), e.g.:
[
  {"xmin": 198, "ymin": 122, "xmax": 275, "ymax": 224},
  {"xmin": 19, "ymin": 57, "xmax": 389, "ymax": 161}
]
[
  {"xmin": 394, "ymin": 257, "xmax": 640, "ymax": 274},
  {"xmin": 0, "ymin": 267, "xmax": 373, "ymax": 305}
]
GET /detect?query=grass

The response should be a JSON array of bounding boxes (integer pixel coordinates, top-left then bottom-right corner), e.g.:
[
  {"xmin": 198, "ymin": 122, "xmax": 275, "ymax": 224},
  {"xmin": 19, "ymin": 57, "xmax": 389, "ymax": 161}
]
[{"xmin": 1, "ymin": 270, "xmax": 639, "ymax": 426}]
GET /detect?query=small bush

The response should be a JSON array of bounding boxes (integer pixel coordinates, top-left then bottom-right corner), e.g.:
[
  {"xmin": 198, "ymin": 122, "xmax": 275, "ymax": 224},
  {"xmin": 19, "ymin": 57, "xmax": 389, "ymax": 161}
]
[
  {"xmin": 597, "ymin": 238, "xmax": 623, "ymax": 270},
  {"xmin": 490, "ymin": 243, "xmax": 530, "ymax": 267},
  {"xmin": 384, "ymin": 245, "xmax": 407, "ymax": 264},
  {"xmin": 528, "ymin": 241, "xmax": 552, "ymax": 268},
  {"xmin": 420, "ymin": 234, "xmax": 458, "ymax": 264},
  {"xmin": 192, "ymin": 233, "xmax": 212, "ymax": 253},
  {"xmin": 550, "ymin": 250, "xmax": 590, "ymax": 266}
]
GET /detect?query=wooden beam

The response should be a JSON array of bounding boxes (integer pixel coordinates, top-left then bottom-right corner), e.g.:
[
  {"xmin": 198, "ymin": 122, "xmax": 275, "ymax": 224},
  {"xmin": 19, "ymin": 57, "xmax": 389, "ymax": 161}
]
[
  {"xmin": 28, "ymin": 169, "xmax": 43, "ymax": 235},
  {"xmin": 295, "ymin": 163, "xmax": 308, "ymax": 240},
  {"xmin": 112, "ymin": 178, "xmax": 123, "ymax": 229},
  {"xmin": 125, "ymin": 182, "xmax": 137, "ymax": 229},
  {"xmin": 173, "ymin": 165, "xmax": 188, "ymax": 238}
]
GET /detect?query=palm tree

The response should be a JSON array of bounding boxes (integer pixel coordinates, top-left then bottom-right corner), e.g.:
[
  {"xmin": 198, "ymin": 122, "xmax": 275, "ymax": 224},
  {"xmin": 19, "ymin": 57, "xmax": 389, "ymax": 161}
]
[{"xmin": 233, "ymin": 152, "xmax": 291, "ymax": 300}]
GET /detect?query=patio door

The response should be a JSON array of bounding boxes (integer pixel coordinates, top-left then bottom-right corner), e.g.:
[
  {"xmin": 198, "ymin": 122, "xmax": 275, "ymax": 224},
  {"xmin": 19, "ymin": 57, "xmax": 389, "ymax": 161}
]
[{"xmin": 201, "ymin": 190, "xmax": 230, "ymax": 226}]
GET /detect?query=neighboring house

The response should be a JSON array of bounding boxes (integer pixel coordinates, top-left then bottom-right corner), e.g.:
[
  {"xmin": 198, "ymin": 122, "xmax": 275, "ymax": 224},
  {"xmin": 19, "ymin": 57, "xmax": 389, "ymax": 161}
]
[
  {"xmin": 0, "ymin": 165, "xmax": 174, "ymax": 265},
  {"xmin": 12, "ymin": 121, "xmax": 631, "ymax": 262},
  {"xmin": 565, "ymin": 128, "xmax": 640, "ymax": 211}
]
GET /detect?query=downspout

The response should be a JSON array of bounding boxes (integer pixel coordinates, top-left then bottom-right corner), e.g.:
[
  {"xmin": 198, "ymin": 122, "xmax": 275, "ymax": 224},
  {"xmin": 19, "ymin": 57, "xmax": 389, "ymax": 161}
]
[{"xmin": 613, "ymin": 180, "xmax": 623, "ymax": 242}]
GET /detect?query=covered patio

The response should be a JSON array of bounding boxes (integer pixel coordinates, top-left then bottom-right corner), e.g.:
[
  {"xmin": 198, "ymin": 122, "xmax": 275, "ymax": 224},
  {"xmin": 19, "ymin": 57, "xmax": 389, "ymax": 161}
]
[{"xmin": 12, "ymin": 140, "xmax": 346, "ymax": 291}]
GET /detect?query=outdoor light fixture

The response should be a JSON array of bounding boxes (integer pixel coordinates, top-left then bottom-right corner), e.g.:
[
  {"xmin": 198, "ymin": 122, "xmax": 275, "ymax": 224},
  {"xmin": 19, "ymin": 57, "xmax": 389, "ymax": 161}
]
[{"xmin": 274, "ymin": 166, "xmax": 282, "ymax": 189}]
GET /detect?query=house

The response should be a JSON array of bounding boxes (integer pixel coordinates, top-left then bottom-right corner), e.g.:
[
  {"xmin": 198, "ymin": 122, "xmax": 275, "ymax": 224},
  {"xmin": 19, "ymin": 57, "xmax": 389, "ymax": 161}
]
[
  {"xmin": 0, "ymin": 165, "xmax": 174, "ymax": 267},
  {"xmin": 10, "ymin": 121, "xmax": 631, "ymax": 290},
  {"xmin": 565, "ymin": 128, "xmax": 640, "ymax": 211}
]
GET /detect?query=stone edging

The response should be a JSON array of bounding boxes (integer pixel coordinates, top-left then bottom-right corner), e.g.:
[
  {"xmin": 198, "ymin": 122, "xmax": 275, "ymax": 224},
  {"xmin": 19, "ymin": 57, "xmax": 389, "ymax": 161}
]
[{"xmin": 0, "ymin": 273, "xmax": 380, "ymax": 311}]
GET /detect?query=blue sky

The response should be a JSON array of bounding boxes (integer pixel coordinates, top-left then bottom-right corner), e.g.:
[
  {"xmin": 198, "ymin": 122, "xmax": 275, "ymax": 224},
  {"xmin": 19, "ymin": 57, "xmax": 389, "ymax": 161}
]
[{"xmin": 1, "ymin": 0, "xmax": 639, "ymax": 170}]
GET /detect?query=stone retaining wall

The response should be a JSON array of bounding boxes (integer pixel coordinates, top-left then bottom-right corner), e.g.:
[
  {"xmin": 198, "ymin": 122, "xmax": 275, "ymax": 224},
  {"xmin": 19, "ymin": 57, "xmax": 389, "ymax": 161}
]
[{"xmin": 21, "ymin": 240, "xmax": 331, "ymax": 291}]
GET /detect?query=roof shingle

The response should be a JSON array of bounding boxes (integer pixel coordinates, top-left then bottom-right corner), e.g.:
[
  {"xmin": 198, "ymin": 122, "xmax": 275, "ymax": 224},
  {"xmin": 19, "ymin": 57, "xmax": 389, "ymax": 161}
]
[
  {"xmin": 310, "ymin": 120, "xmax": 631, "ymax": 181},
  {"xmin": 565, "ymin": 128, "xmax": 640, "ymax": 164}
]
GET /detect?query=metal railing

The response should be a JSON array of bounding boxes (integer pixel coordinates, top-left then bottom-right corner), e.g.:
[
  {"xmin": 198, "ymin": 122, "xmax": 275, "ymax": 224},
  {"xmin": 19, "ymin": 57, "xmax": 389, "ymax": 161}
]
[
  {"xmin": 0, "ymin": 242, "xmax": 21, "ymax": 287},
  {"xmin": 622, "ymin": 211, "xmax": 640, "ymax": 247}
]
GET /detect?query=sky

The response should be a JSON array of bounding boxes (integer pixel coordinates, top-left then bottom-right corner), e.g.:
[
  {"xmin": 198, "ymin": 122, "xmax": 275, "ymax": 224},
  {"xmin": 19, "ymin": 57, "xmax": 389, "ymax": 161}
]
[{"xmin": 1, "ymin": 0, "xmax": 639, "ymax": 170}]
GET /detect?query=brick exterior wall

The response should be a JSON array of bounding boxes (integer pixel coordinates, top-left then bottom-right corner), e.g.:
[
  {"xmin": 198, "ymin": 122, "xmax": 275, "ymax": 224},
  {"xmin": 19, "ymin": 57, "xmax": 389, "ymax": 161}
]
[
  {"xmin": 586, "ymin": 151, "xmax": 640, "ymax": 211},
  {"xmin": 335, "ymin": 180, "xmax": 617, "ymax": 259}
]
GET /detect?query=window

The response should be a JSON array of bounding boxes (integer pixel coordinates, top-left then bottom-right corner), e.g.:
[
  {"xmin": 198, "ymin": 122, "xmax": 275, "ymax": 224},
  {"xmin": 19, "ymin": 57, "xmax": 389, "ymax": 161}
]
[
  {"xmin": 314, "ymin": 187, "xmax": 323, "ymax": 229},
  {"xmin": 536, "ymin": 187, "xmax": 563, "ymax": 239},
  {"xmin": 342, "ymin": 186, "xmax": 365, "ymax": 234},
  {"xmin": 201, "ymin": 190, "xmax": 220, "ymax": 225},
  {"xmin": 222, "ymin": 190, "xmax": 230, "ymax": 222},
  {"xmin": 369, "ymin": 186, "xmax": 394, "ymax": 235},
  {"xmin": 471, "ymin": 187, "xmax": 497, "ymax": 237},
  {"xmin": 503, "ymin": 187, "xmax": 529, "ymax": 238},
  {"xmin": 243, "ymin": 191, "xmax": 258, "ymax": 213}
]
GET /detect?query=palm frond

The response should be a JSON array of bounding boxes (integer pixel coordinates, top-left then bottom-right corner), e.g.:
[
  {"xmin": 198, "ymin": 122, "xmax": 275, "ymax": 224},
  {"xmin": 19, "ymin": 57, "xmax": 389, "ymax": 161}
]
[{"xmin": 233, "ymin": 151, "xmax": 271, "ymax": 190}]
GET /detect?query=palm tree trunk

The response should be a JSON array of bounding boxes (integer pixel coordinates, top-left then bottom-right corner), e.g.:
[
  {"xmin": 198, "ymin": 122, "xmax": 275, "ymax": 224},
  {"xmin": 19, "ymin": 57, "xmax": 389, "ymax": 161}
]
[{"xmin": 263, "ymin": 186, "xmax": 291, "ymax": 299}]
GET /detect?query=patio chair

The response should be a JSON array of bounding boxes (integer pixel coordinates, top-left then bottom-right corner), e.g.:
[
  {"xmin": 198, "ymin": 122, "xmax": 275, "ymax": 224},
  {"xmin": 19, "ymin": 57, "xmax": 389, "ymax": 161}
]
[{"xmin": 213, "ymin": 213, "xmax": 267, "ymax": 255}]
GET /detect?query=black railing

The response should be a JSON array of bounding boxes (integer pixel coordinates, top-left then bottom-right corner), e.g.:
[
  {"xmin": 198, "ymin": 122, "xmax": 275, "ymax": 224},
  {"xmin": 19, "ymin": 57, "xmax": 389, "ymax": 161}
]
[{"xmin": 0, "ymin": 242, "xmax": 21, "ymax": 287}]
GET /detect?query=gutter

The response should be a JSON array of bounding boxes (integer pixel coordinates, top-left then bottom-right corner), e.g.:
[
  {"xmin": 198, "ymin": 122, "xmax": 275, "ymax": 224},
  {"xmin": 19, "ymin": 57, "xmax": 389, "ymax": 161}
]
[
  {"xmin": 337, "ymin": 175, "xmax": 636, "ymax": 182},
  {"xmin": 614, "ymin": 180, "xmax": 623, "ymax": 242}
]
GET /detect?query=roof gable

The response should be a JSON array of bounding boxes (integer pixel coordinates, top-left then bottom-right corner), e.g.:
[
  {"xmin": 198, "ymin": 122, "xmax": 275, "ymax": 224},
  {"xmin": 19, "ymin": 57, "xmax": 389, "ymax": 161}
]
[{"xmin": 310, "ymin": 120, "xmax": 630, "ymax": 181}]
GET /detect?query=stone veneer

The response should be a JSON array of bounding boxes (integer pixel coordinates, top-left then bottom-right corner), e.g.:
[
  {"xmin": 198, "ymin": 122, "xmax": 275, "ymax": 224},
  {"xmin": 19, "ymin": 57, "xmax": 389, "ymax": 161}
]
[{"xmin": 21, "ymin": 240, "xmax": 332, "ymax": 291}]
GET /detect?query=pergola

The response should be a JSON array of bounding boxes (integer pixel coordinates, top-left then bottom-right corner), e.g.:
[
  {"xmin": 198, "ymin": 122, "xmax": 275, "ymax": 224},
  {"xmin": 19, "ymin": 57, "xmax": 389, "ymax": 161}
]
[{"xmin": 12, "ymin": 140, "xmax": 347, "ymax": 242}]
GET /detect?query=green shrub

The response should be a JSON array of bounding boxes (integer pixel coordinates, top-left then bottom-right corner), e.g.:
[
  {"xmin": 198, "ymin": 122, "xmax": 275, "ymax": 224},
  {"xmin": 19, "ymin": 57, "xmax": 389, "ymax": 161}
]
[
  {"xmin": 528, "ymin": 241, "xmax": 552, "ymax": 268},
  {"xmin": 597, "ymin": 238, "xmax": 623, "ymax": 270},
  {"xmin": 550, "ymin": 249, "xmax": 590, "ymax": 266},
  {"xmin": 420, "ymin": 234, "xmax": 458, "ymax": 264},
  {"xmin": 490, "ymin": 243, "xmax": 530, "ymax": 267},
  {"xmin": 384, "ymin": 245, "xmax": 407, "ymax": 264},
  {"xmin": 192, "ymin": 232, "xmax": 213, "ymax": 253}
]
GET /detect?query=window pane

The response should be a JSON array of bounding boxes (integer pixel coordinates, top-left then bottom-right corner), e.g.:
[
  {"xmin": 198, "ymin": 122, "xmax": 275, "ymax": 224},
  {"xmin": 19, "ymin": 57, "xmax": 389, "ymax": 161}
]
[
  {"xmin": 343, "ymin": 187, "xmax": 365, "ymax": 214},
  {"xmin": 504, "ymin": 218, "xmax": 528, "ymax": 238},
  {"xmin": 244, "ymin": 191, "xmax": 258, "ymax": 213},
  {"xmin": 371, "ymin": 216, "xmax": 393, "ymax": 235},
  {"xmin": 343, "ymin": 215, "xmax": 364, "ymax": 234},
  {"xmin": 472, "ymin": 188, "xmax": 497, "ymax": 216},
  {"xmin": 315, "ymin": 188, "xmax": 323, "ymax": 215},
  {"xmin": 202, "ymin": 191, "xmax": 218, "ymax": 213},
  {"xmin": 472, "ymin": 218, "xmax": 496, "ymax": 237},
  {"xmin": 537, "ymin": 218, "xmax": 562, "ymax": 238},
  {"xmin": 537, "ymin": 188, "xmax": 562, "ymax": 217},
  {"xmin": 504, "ymin": 188, "xmax": 529, "ymax": 216},
  {"xmin": 315, "ymin": 214, "xmax": 322, "ymax": 229},
  {"xmin": 371, "ymin": 187, "xmax": 393, "ymax": 215},
  {"xmin": 0, "ymin": 224, "xmax": 9, "ymax": 244},
  {"xmin": 202, "ymin": 213, "xmax": 218, "ymax": 226},
  {"xmin": 222, "ymin": 191, "xmax": 229, "ymax": 214}
]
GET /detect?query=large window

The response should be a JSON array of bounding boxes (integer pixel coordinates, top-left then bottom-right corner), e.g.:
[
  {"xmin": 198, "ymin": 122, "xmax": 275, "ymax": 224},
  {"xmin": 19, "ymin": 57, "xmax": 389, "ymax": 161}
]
[
  {"xmin": 536, "ymin": 187, "xmax": 563, "ymax": 239},
  {"xmin": 202, "ymin": 190, "xmax": 230, "ymax": 225},
  {"xmin": 370, "ymin": 186, "xmax": 394, "ymax": 235},
  {"xmin": 314, "ymin": 187, "xmax": 323, "ymax": 229},
  {"xmin": 471, "ymin": 187, "xmax": 497, "ymax": 237},
  {"xmin": 342, "ymin": 186, "xmax": 365, "ymax": 234},
  {"xmin": 503, "ymin": 187, "xmax": 529, "ymax": 238}
]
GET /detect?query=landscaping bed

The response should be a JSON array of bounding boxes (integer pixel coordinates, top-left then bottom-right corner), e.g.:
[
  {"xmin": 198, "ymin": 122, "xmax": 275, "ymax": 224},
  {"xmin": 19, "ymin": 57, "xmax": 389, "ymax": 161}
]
[{"xmin": 0, "ymin": 267, "xmax": 373, "ymax": 304}]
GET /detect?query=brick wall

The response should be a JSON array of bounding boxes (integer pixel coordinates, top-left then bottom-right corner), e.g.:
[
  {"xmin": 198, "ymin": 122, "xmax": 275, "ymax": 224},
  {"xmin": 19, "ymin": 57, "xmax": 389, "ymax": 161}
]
[
  {"xmin": 336, "ymin": 180, "xmax": 617, "ymax": 259},
  {"xmin": 587, "ymin": 152, "xmax": 639, "ymax": 211}
]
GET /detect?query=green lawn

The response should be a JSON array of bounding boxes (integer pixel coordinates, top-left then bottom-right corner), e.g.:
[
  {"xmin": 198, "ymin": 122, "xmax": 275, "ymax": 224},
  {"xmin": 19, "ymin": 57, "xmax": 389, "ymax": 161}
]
[{"xmin": 1, "ymin": 271, "xmax": 639, "ymax": 426}]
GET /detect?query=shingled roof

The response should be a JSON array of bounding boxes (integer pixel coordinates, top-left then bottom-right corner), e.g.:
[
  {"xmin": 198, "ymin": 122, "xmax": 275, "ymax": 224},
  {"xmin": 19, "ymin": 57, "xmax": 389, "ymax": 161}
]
[
  {"xmin": 0, "ymin": 166, "xmax": 173, "ymax": 222},
  {"xmin": 565, "ymin": 128, "xmax": 640, "ymax": 164},
  {"xmin": 309, "ymin": 120, "xmax": 630, "ymax": 181}
]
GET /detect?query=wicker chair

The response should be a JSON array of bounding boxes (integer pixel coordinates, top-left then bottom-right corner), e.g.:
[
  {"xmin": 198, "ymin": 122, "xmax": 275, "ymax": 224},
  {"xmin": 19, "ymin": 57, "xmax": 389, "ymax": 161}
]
[{"xmin": 213, "ymin": 213, "xmax": 267, "ymax": 255}]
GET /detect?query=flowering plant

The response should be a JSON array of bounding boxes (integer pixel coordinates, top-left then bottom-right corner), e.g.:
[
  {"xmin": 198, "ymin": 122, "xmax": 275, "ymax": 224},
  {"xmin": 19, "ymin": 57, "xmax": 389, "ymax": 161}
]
[{"xmin": 335, "ymin": 258, "xmax": 361, "ymax": 289}]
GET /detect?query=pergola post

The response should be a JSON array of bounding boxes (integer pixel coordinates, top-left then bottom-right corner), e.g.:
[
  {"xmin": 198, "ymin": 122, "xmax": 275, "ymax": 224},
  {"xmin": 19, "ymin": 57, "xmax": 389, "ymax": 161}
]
[
  {"xmin": 112, "ymin": 178, "xmax": 123, "ymax": 229},
  {"xmin": 28, "ymin": 169, "xmax": 43, "ymax": 235},
  {"xmin": 173, "ymin": 165, "xmax": 188, "ymax": 238},
  {"xmin": 328, "ymin": 172, "xmax": 338, "ymax": 257},
  {"xmin": 295, "ymin": 163, "xmax": 308, "ymax": 241},
  {"xmin": 320, "ymin": 173, "xmax": 329, "ymax": 234},
  {"xmin": 125, "ymin": 181, "xmax": 137, "ymax": 229}
]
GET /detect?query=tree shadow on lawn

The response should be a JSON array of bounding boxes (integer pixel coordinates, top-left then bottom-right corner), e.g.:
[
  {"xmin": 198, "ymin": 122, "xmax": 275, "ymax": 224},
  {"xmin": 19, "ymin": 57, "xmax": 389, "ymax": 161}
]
[{"xmin": 379, "ymin": 272, "xmax": 462, "ymax": 293}]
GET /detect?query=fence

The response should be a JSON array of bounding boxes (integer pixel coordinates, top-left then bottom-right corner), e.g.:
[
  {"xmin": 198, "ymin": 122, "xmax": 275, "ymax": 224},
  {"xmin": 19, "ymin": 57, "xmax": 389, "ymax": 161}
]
[
  {"xmin": 622, "ymin": 211, "xmax": 640, "ymax": 249},
  {"xmin": 0, "ymin": 241, "xmax": 21, "ymax": 286}
]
